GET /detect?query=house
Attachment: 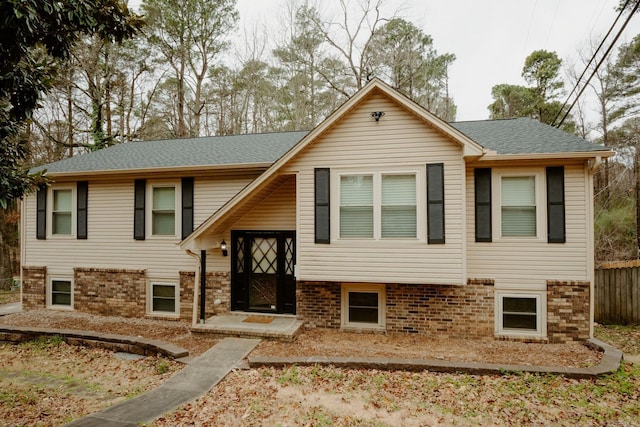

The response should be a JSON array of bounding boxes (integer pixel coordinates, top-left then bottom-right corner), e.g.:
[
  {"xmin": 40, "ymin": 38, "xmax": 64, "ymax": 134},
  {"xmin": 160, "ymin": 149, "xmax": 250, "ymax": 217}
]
[{"xmin": 20, "ymin": 79, "xmax": 613, "ymax": 343}]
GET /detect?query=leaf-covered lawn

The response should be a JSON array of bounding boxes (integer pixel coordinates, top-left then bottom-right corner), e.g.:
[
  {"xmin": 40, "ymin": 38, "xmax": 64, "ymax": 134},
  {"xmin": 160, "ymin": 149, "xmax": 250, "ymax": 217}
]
[
  {"xmin": 1, "ymin": 322, "xmax": 638, "ymax": 426},
  {"xmin": 154, "ymin": 363, "xmax": 640, "ymax": 426},
  {"xmin": 595, "ymin": 324, "xmax": 640, "ymax": 354},
  {"xmin": 155, "ymin": 325, "xmax": 640, "ymax": 426},
  {"xmin": 0, "ymin": 289, "xmax": 20, "ymax": 305},
  {"xmin": 0, "ymin": 337, "xmax": 180, "ymax": 427}
]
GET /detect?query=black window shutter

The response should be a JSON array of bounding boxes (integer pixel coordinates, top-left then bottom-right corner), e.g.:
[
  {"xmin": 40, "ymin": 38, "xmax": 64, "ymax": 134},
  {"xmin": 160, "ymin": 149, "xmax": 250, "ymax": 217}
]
[
  {"xmin": 181, "ymin": 177, "xmax": 194, "ymax": 240},
  {"xmin": 134, "ymin": 179, "xmax": 146, "ymax": 240},
  {"xmin": 427, "ymin": 163, "xmax": 445, "ymax": 244},
  {"xmin": 474, "ymin": 168, "xmax": 492, "ymax": 242},
  {"xmin": 77, "ymin": 181, "xmax": 88, "ymax": 239},
  {"xmin": 546, "ymin": 166, "xmax": 565, "ymax": 243},
  {"xmin": 314, "ymin": 168, "xmax": 330, "ymax": 244},
  {"xmin": 36, "ymin": 188, "xmax": 47, "ymax": 240}
]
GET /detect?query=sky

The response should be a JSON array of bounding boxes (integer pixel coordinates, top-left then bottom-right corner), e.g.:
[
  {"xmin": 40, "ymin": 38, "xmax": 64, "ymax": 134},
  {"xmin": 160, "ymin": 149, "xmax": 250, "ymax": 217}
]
[{"xmin": 130, "ymin": 0, "xmax": 640, "ymax": 124}]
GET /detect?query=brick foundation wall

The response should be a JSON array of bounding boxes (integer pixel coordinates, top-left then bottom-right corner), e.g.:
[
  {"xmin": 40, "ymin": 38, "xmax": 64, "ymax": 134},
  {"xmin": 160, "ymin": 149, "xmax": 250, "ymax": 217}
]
[
  {"xmin": 74, "ymin": 268, "xmax": 147, "ymax": 318},
  {"xmin": 21, "ymin": 266, "xmax": 47, "ymax": 310},
  {"xmin": 386, "ymin": 282, "xmax": 494, "ymax": 338},
  {"xmin": 297, "ymin": 281, "xmax": 341, "ymax": 328},
  {"xmin": 179, "ymin": 271, "xmax": 231, "ymax": 322},
  {"xmin": 547, "ymin": 280, "xmax": 590, "ymax": 343},
  {"xmin": 297, "ymin": 280, "xmax": 495, "ymax": 338}
]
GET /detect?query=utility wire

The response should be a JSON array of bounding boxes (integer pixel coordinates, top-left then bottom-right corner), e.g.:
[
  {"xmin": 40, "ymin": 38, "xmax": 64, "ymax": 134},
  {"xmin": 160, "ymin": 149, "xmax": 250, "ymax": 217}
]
[
  {"xmin": 551, "ymin": 0, "xmax": 631, "ymax": 127},
  {"xmin": 551, "ymin": 0, "xmax": 640, "ymax": 128}
]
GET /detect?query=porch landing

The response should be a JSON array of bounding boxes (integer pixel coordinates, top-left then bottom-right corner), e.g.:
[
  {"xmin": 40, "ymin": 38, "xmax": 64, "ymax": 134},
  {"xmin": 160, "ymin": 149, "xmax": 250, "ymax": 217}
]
[{"xmin": 191, "ymin": 313, "xmax": 304, "ymax": 341}]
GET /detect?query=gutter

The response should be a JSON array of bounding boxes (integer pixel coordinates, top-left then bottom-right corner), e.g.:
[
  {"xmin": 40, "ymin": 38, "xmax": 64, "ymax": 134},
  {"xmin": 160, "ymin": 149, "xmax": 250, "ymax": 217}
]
[
  {"xmin": 476, "ymin": 150, "xmax": 615, "ymax": 162},
  {"xmin": 30, "ymin": 162, "xmax": 273, "ymax": 178}
]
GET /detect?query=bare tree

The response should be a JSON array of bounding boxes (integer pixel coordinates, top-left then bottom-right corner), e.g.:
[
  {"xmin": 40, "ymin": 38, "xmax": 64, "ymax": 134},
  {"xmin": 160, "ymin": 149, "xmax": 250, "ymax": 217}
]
[{"xmin": 143, "ymin": 0, "xmax": 239, "ymax": 137}]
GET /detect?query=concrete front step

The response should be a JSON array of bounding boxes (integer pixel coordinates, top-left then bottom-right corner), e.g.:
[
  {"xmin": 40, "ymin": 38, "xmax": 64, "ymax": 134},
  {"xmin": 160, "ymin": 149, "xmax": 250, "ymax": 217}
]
[{"xmin": 191, "ymin": 314, "xmax": 304, "ymax": 341}]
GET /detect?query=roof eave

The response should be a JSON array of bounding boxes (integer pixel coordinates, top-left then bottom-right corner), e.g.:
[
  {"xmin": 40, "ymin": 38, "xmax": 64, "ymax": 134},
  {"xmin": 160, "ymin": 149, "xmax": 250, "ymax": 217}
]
[
  {"xmin": 475, "ymin": 150, "xmax": 615, "ymax": 162},
  {"xmin": 37, "ymin": 162, "xmax": 274, "ymax": 178}
]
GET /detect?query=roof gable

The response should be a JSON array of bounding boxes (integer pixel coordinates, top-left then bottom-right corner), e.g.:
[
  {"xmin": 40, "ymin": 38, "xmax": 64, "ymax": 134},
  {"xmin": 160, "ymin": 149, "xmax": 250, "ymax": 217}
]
[{"xmin": 179, "ymin": 78, "xmax": 488, "ymax": 249}]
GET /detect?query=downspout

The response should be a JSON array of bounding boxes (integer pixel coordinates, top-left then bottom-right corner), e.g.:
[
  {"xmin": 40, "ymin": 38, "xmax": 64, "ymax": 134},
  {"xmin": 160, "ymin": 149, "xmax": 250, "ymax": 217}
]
[
  {"xmin": 19, "ymin": 198, "xmax": 25, "ymax": 303},
  {"xmin": 200, "ymin": 249, "xmax": 206, "ymax": 324},
  {"xmin": 186, "ymin": 250, "xmax": 200, "ymax": 327}
]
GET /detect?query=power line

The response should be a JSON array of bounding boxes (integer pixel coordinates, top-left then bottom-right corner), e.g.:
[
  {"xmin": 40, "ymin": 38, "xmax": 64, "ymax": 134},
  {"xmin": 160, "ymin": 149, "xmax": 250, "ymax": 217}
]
[{"xmin": 553, "ymin": 0, "xmax": 637, "ymax": 128}]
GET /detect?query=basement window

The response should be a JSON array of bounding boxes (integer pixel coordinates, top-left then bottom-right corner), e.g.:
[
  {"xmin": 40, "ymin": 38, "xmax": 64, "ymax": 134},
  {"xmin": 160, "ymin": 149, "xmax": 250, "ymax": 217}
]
[
  {"xmin": 497, "ymin": 292, "xmax": 544, "ymax": 337},
  {"xmin": 150, "ymin": 283, "xmax": 179, "ymax": 316},
  {"xmin": 48, "ymin": 278, "xmax": 73, "ymax": 309},
  {"xmin": 341, "ymin": 284, "xmax": 385, "ymax": 330}
]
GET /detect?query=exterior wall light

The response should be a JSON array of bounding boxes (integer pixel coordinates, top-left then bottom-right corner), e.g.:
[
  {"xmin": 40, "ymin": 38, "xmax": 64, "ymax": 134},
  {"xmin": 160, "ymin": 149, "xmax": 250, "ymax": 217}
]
[
  {"xmin": 371, "ymin": 111, "xmax": 385, "ymax": 121},
  {"xmin": 220, "ymin": 239, "xmax": 228, "ymax": 257}
]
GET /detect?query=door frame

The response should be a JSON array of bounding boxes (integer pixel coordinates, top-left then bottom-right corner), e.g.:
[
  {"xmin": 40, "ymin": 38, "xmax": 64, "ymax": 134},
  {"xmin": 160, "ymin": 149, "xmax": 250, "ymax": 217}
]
[{"xmin": 230, "ymin": 230, "xmax": 296, "ymax": 314}]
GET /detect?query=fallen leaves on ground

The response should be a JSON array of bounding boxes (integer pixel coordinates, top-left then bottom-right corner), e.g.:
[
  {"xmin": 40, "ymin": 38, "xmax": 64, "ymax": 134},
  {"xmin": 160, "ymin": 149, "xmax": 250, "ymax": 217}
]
[
  {"xmin": 2, "ymin": 311, "xmax": 637, "ymax": 426},
  {"xmin": 0, "ymin": 337, "xmax": 181, "ymax": 427},
  {"xmin": 254, "ymin": 328, "xmax": 602, "ymax": 368},
  {"xmin": 153, "ymin": 363, "xmax": 640, "ymax": 426},
  {"xmin": 0, "ymin": 310, "xmax": 219, "ymax": 356}
]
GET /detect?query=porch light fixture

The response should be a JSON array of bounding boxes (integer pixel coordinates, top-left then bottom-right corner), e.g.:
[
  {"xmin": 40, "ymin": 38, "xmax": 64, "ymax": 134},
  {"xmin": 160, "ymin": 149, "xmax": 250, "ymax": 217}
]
[
  {"xmin": 371, "ymin": 111, "xmax": 385, "ymax": 122},
  {"xmin": 220, "ymin": 240, "xmax": 228, "ymax": 257}
]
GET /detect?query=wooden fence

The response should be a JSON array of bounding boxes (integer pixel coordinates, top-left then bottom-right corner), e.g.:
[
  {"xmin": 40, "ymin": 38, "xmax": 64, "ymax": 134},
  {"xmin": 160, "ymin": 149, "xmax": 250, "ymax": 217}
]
[{"xmin": 594, "ymin": 261, "xmax": 640, "ymax": 325}]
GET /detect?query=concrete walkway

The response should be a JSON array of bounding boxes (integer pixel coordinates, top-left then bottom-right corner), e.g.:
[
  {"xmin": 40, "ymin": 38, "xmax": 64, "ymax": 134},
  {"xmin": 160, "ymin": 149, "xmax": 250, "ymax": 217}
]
[
  {"xmin": 0, "ymin": 302, "xmax": 21, "ymax": 316},
  {"xmin": 66, "ymin": 337, "xmax": 260, "ymax": 427}
]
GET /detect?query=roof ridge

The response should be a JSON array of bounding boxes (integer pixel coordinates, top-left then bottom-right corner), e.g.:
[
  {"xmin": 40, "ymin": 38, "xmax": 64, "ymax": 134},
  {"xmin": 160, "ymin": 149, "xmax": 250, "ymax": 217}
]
[
  {"xmin": 450, "ymin": 117, "xmax": 523, "ymax": 124},
  {"xmin": 125, "ymin": 129, "xmax": 310, "ymax": 144}
]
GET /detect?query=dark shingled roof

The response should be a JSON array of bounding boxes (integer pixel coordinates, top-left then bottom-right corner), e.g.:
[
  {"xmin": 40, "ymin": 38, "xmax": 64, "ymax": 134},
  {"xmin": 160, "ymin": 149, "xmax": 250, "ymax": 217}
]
[
  {"xmin": 450, "ymin": 117, "xmax": 606, "ymax": 154},
  {"xmin": 32, "ymin": 131, "xmax": 309, "ymax": 174},
  {"xmin": 34, "ymin": 117, "xmax": 608, "ymax": 175}
]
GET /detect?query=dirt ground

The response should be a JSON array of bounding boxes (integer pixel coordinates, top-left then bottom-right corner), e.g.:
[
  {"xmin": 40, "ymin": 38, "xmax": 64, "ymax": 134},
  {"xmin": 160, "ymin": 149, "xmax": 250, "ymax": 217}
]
[
  {"xmin": 1, "ymin": 310, "xmax": 635, "ymax": 426},
  {"xmin": 0, "ymin": 309, "xmax": 220, "ymax": 356},
  {"xmin": 0, "ymin": 309, "xmax": 602, "ymax": 367},
  {"xmin": 0, "ymin": 337, "xmax": 181, "ymax": 427}
]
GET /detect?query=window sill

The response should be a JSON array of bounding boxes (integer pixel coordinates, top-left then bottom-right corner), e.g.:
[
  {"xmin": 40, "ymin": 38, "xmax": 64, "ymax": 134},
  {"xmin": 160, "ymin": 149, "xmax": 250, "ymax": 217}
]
[
  {"xmin": 47, "ymin": 235, "xmax": 76, "ymax": 240},
  {"xmin": 495, "ymin": 333, "xmax": 548, "ymax": 343},
  {"xmin": 146, "ymin": 312, "xmax": 181, "ymax": 320},
  {"xmin": 47, "ymin": 305, "xmax": 74, "ymax": 311},
  {"xmin": 144, "ymin": 235, "xmax": 180, "ymax": 241},
  {"xmin": 335, "ymin": 238, "xmax": 423, "ymax": 244},
  {"xmin": 494, "ymin": 236, "xmax": 545, "ymax": 243},
  {"xmin": 340, "ymin": 324, "xmax": 386, "ymax": 333}
]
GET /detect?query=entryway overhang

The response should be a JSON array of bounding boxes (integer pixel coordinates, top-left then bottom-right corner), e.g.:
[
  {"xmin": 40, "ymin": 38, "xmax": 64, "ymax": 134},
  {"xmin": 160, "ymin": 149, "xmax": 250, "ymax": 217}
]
[{"xmin": 180, "ymin": 173, "xmax": 295, "ymax": 253}]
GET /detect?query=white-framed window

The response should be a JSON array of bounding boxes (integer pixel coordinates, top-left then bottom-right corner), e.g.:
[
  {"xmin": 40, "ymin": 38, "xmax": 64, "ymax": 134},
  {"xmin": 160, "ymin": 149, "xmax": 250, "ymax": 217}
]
[
  {"xmin": 147, "ymin": 183, "xmax": 180, "ymax": 237},
  {"xmin": 494, "ymin": 170, "xmax": 544, "ymax": 240},
  {"xmin": 496, "ymin": 292, "xmax": 545, "ymax": 337},
  {"xmin": 149, "ymin": 282, "xmax": 179, "ymax": 316},
  {"xmin": 48, "ymin": 278, "xmax": 73, "ymax": 309},
  {"xmin": 382, "ymin": 174, "xmax": 417, "ymax": 238},
  {"xmin": 336, "ymin": 171, "xmax": 420, "ymax": 240},
  {"xmin": 341, "ymin": 284, "xmax": 386, "ymax": 330},
  {"xmin": 340, "ymin": 175, "xmax": 374, "ymax": 237},
  {"xmin": 49, "ymin": 187, "xmax": 75, "ymax": 237}
]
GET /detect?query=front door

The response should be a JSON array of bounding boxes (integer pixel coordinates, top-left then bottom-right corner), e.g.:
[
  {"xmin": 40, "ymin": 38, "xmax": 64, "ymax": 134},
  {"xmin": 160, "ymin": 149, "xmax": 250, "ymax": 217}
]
[{"xmin": 231, "ymin": 231, "xmax": 296, "ymax": 314}]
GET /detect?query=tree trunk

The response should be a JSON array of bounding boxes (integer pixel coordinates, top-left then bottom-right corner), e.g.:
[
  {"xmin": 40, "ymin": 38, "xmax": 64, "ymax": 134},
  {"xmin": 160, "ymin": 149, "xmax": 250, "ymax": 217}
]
[
  {"xmin": 67, "ymin": 67, "xmax": 74, "ymax": 157},
  {"xmin": 636, "ymin": 150, "xmax": 640, "ymax": 257}
]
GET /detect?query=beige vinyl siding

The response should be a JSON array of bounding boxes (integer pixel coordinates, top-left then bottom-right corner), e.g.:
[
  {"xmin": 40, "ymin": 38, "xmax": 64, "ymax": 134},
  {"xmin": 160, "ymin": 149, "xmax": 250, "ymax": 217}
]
[
  {"xmin": 193, "ymin": 174, "xmax": 259, "ymax": 226},
  {"xmin": 466, "ymin": 163, "xmax": 590, "ymax": 290},
  {"xmin": 232, "ymin": 176, "xmax": 296, "ymax": 230},
  {"xmin": 283, "ymin": 93, "xmax": 465, "ymax": 285},
  {"xmin": 23, "ymin": 175, "xmax": 254, "ymax": 279}
]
